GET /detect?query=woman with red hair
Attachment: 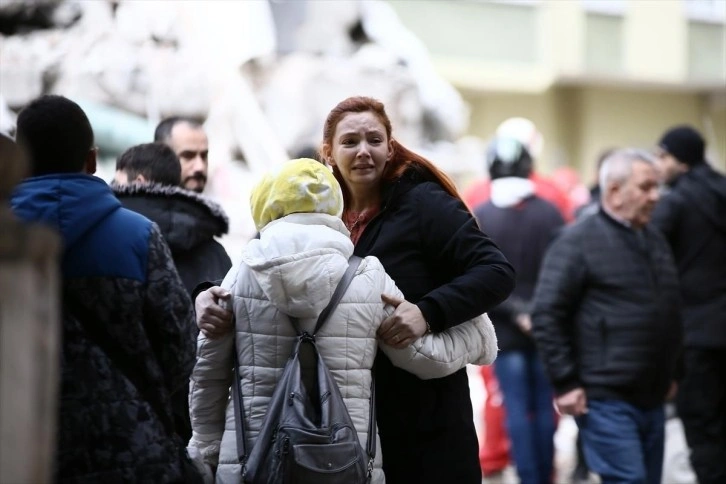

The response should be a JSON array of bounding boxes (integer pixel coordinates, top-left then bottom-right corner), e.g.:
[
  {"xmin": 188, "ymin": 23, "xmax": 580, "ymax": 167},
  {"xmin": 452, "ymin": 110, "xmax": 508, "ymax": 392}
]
[
  {"xmin": 318, "ymin": 96, "xmax": 515, "ymax": 483},
  {"xmin": 196, "ymin": 96, "xmax": 515, "ymax": 483}
]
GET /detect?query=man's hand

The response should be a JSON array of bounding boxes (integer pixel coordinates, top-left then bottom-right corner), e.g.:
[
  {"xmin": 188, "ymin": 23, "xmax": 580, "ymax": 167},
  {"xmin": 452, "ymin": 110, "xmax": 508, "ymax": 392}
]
[
  {"xmin": 515, "ymin": 313, "xmax": 532, "ymax": 334},
  {"xmin": 666, "ymin": 381, "xmax": 678, "ymax": 401},
  {"xmin": 378, "ymin": 294, "xmax": 428, "ymax": 349},
  {"xmin": 196, "ymin": 286, "xmax": 233, "ymax": 339},
  {"xmin": 555, "ymin": 387, "xmax": 588, "ymax": 416}
]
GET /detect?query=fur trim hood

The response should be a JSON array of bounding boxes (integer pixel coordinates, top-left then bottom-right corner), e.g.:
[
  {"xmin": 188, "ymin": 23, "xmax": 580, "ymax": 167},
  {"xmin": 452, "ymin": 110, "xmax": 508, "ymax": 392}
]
[{"xmin": 112, "ymin": 182, "xmax": 229, "ymax": 252}]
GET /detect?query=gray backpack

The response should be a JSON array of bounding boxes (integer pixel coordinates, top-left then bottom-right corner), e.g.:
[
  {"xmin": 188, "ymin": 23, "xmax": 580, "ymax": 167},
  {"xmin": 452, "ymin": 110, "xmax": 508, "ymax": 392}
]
[{"xmin": 232, "ymin": 256, "xmax": 376, "ymax": 483}]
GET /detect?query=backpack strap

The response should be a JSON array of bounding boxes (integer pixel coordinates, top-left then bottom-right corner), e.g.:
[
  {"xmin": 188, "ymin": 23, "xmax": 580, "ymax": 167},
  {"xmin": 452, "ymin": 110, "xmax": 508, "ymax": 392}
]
[
  {"xmin": 232, "ymin": 341, "xmax": 247, "ymax": 470},
  {"xmin": 313, "ymin": 256, "xmax": 362, "ymax": 335},
  {"xmin": 314, "ymin": 255, "xmax": 376, "ymax": 476},
  {"xmin": 367, "ymin": 371, "xmax": 377, "ymax": 479},
  {"xmin": 231, "ymin": 255, "xmax": 364, "ymax": 471}
]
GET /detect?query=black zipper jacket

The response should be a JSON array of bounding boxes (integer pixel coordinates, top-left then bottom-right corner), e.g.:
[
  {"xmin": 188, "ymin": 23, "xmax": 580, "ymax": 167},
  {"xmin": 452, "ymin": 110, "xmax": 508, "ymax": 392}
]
[
  {"xmin": 532, "ymin": 210, "xmax": 682, "ymax": 409},
  {"xmin": 354, "ymin": 168, "xmax": 515, "ymax": 484},
  {"xmin": 651, "ymin": 162, "xmax": 726, "ymax": 348}
]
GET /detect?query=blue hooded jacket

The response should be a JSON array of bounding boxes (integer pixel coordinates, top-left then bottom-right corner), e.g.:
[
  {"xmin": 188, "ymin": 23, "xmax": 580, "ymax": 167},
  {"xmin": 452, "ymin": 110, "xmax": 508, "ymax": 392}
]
[
  {"xmin": 12, "ymin": 173, "xmax": 151, "ymax": 281},
  {"xmin": 12, "ymin": 173, "xmax": 196, "ymax": 483}
]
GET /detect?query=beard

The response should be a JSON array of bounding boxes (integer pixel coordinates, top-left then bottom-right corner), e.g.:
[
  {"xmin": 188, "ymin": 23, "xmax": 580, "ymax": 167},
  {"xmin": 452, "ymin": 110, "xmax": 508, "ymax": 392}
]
[{"xmin": 183, "ymin": 173, "xmax": 207, "ymax": 193}]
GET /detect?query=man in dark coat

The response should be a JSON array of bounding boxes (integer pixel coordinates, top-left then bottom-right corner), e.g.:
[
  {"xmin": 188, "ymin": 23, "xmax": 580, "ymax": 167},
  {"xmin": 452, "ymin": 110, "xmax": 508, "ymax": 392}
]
[
  {"xmin": 652, "ymin": 126, "xmax": 726, "ymax": 484},
  {"xmin": 11, "ymin": 95, "xmax": 197, "ymax": 483},
  {"xmin": 474, "ymin": 138, "xmax": 564, "ymax": 484},
  {"xmin": 112, "ymin": 142, "xmax": 232, "ymax": 443},
  {"xmin": 531, "ymin": 148, "xmax": 682, "ymax": 484},
  {"xmin": 112, "ymin": 142, "xmax": 232, "ymax": 296}
]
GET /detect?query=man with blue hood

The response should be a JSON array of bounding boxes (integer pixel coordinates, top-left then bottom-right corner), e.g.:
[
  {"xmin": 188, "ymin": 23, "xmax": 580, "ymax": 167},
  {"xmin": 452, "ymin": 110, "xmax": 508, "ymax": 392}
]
[
  {"xmin": 11, "ymin": 95, "xmax": 198, "ymax": 483},
  {"xmin": 653, "ymin": 125, "xmax": 726, "ymax": 484}
]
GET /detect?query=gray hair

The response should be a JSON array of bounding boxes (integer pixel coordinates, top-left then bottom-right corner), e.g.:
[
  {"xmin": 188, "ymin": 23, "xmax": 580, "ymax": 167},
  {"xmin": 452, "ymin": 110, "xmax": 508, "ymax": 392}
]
[{"xmin": 599, "ymin": 148, "xmax": 658, "ymax": 198}]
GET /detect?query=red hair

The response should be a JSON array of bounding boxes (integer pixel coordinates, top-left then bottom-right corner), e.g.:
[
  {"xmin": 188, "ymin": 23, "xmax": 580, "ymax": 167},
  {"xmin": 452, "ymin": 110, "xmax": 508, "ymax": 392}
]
[{"xmin": 321, "ymin": 96, "xmax": 463, "ymax": 206}]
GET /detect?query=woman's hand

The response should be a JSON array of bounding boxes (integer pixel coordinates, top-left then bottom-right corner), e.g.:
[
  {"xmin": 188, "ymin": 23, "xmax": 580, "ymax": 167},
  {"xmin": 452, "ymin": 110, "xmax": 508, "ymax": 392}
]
[
  {"xmin": 378, "ymin": 294, "xmax": 428, "ymax": 349},
  {"xmin": 196, "ymin": 286, "xmax": 234, "ymax": 339}
]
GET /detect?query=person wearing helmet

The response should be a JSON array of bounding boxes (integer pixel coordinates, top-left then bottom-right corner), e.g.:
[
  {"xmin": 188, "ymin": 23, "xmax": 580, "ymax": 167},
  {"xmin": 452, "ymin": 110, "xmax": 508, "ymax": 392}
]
[
  {"xmin": 473, "ymin": 137, "xmax": 565, "ymax": 484},
  {"xmin": 463, "ymin": 118, "xmax": 572, "ymax": 219}
]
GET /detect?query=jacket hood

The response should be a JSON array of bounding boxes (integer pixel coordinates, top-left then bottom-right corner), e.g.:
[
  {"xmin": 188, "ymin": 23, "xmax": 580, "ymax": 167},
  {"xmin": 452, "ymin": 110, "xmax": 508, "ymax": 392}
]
[
  {"xmin": 677, "ymin": 163, "xmax": 726, "ymax": 233},
  {"xmin": 490, "ymin": 177, "xmax": 536, "ymax": 208},
  {"xmin": 11, "ymin": 174, "xmax": 121, "ymax": 250},
  {"xmin": 112, "ymin": 182, "xmax": 229, "ymax": 252},
  {"xmin": 241, "ymin": 213, "xmax": 354, "ymax": 319}
]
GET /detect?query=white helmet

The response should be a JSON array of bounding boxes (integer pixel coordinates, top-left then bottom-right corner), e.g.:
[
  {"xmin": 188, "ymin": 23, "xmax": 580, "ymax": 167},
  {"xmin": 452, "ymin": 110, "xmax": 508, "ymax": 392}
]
[{"xmin": 496, "ymin": 117, "xmax": 543, "ymax": 159}]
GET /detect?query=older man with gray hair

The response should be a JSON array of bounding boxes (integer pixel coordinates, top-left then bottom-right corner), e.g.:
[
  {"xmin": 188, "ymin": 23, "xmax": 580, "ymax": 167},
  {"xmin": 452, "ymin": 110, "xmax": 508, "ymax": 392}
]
[{"xmin": 531, "ymin": 149, "xmax": 682, "ymax": 484}]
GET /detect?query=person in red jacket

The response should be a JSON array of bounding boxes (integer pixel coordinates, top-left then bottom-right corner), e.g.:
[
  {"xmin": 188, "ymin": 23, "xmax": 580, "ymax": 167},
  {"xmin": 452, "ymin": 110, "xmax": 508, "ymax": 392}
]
[
  {"xmin": 464, "ymin": 118, "xmax": 573, "ymax": 479},
  {"xmin": 463, "ymin": 117, "xmax": 573, "ymax": 222}
]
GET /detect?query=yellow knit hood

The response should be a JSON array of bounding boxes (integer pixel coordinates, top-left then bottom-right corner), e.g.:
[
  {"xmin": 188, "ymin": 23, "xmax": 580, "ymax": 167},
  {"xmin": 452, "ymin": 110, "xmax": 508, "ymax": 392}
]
[{"xmin": 250, "ymin": 158, "xmax": 344, "ymax": 231}]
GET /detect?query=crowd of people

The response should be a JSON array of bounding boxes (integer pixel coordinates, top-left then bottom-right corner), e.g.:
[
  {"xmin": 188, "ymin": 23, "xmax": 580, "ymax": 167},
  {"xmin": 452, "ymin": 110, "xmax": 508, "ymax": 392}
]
[{"xmin": 5, "ymin": 93, "xmax": 726, "ymax": 484}]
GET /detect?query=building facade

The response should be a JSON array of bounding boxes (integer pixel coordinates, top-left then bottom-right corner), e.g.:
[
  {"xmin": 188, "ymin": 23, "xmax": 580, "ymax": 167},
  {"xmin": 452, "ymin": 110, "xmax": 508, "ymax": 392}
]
[{"xmin": 390, "ymin": 0, "xmax": 726, "ymax": 181}]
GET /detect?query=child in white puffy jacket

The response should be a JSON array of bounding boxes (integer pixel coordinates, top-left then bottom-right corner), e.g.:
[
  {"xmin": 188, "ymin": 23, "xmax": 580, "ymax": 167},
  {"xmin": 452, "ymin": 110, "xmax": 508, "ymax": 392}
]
[{"xmin": 188, "ymin": 158, "xmax": 497, "ymax": 483}]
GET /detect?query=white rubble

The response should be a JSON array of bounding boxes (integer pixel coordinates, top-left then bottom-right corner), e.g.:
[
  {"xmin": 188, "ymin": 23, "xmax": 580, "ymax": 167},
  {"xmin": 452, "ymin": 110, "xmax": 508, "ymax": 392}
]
[{"xmin": 0, "ymin": 0, "xmax": 480, "ymax": 253}]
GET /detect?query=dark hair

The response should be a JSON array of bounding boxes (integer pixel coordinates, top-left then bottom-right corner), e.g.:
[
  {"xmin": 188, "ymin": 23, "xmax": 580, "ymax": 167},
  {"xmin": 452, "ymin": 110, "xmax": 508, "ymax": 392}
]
[
  {"xmin": 321, "ymin": 96, "xmax": 463, "ymax": 206},
  {"xmin": 485, "ymin": 137, "xmax": 533, "ymax": 180},
  {"xmin": 116, "ymin": 143, "xmax": 181, "ymax": 186},
  {"xmin": 16, "ymin": 95, "xmax": 94, "ymax": 176},
  {"xmin": 154, "ymin": 116, "xmax": 204, "ymax": 143}
]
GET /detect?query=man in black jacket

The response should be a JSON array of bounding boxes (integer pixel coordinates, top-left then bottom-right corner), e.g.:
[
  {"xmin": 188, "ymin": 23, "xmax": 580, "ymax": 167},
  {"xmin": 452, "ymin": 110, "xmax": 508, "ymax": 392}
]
[
  {"xmin": 532, "ymin": 148, "xmax": 682, "ymax": 484},
  {"xmin": 112, "ymin": 142, "xmax": 232, "ymax": 443},
  {"xmin": 652, "ymin": 126, "xmax": 726, "ymax": 484},
  {"xmin": 113, "ymin": 143, "xmax": 232, "ymax": 296},
  {"xmin": 474, "ymin": 138, "xmax": 564, "ymax": 484}
]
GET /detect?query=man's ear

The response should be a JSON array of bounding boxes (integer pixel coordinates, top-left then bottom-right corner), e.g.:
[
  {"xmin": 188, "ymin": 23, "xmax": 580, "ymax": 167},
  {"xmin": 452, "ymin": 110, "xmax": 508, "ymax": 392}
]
[
  {"xmin": 134, "ymin": 174, "xmax": 147, "ymax": 184},
  {"xmin": 608, "ymin": 182, "xmax": 623, "ymax": 208},
  {"xmin": 84, "ymin": 148, "xmax": 97, "ymax": 175}
]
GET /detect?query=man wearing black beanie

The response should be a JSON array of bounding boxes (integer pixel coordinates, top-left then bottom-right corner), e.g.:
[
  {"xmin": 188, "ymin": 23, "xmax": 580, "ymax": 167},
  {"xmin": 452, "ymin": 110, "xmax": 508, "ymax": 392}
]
[
  {"xmin": 657, "ymin": 126, "xmax": 707, "ymax": 185},
  {"xmin": 653, "ymin": 125, "xmax": 726, "ymax": 484}
]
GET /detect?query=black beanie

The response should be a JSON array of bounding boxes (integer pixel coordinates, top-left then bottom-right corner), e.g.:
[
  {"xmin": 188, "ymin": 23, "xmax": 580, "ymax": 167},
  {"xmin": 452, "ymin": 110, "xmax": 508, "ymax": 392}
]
[{"xmin": 658, "ymin": 126, "xmax": 705, "ymax": 166}]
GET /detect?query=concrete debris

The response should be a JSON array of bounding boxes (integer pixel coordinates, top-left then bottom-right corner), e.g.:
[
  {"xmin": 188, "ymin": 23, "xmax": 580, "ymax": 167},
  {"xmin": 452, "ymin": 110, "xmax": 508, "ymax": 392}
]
[{"xmin": 0, "ymin": 0, "xmax": 476, "ymax": 250}]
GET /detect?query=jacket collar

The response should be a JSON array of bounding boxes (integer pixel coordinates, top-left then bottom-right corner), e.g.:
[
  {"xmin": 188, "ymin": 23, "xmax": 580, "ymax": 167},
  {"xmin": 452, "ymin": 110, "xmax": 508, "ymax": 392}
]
[{"xmin": 111, "ymin": 182, "xmax": 229, "ymax": 234}]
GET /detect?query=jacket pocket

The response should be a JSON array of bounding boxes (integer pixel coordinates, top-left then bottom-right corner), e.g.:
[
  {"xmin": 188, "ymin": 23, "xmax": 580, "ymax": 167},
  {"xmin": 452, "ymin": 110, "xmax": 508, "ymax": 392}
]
[{"xmin": 286, "ymin": 442, "xmax": 365, "ymax": 484}]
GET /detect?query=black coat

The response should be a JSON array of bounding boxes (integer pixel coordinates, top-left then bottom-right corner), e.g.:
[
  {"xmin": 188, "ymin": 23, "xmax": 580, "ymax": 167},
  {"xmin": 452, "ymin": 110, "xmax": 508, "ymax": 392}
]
[
  {"xmin": 113, "ymin": 183, "xmax": 232, "ymax": 296},
  {"xmin": 651, "ymin": 162, "xmax": 726, "ymax": 348},
  {"xmin": 532, "ymin": 210, "xmax": 682, "ymax": 409},
  {"xmin": 474, "ymin": 196, "xmax": 565, "ymax": 352},
  {"xmin": 114, "ymin": 183, "xmax": 232, "ymax": 443},
  {"xmin": 354, "ymin": 168, "xmax": 515, "ymax": 484}
]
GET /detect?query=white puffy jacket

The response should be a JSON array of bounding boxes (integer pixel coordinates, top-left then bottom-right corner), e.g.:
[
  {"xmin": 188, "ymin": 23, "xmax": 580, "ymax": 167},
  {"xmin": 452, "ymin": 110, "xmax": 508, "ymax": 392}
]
[{"xmin": 188, "ymin": 213, "xmax": 497, "ymax": 483}]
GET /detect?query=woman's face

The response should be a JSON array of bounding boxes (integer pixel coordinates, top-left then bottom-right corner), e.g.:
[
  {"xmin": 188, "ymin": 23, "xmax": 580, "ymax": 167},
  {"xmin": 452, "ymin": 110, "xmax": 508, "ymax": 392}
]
[{"xmin": 327, "ymin": 111, "xmax": 393, "ymax": 191}]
